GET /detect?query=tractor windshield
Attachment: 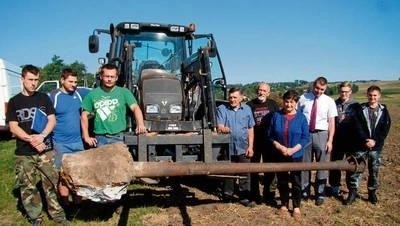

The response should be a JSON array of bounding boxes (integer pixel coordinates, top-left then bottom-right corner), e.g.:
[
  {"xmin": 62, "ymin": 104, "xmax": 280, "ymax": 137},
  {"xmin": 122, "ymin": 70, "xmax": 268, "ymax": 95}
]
[{"xmin": 124, "ymin": 32, "xmax": 185, "ymax": 76}]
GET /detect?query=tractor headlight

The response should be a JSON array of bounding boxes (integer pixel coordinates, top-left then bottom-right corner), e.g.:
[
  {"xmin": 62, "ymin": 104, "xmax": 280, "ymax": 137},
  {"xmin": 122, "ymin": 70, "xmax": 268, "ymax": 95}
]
[
  {"xmin": 169, "ymin": 104, "xmax": 182, "ymax": 114},
  {"xmin": 146, "ymin": 104, "xmax": 159, "ymax": 113}
]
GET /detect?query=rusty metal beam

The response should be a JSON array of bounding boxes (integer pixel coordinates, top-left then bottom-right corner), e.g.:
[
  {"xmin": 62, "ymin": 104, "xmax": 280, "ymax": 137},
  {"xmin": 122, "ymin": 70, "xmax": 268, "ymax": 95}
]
[{"xmin": 131, "ymin": 157, "xmax": 365, "ymax": 178}]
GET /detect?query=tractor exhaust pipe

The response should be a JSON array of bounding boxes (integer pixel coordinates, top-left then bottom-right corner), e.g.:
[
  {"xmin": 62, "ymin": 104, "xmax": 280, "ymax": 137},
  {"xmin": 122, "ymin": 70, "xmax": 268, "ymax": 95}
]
[{"xmin": 131, "ymin": 156, "xmax": 365, "ymax": 178}]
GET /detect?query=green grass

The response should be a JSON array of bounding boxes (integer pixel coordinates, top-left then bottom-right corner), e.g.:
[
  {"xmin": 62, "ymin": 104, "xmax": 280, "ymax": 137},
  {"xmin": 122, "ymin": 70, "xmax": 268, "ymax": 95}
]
[
  {"xmin": 0, "ymin": 140, "xmax": 159, "ymax": 225},
  {"xmin": 0, "ymin": 140, "xmax": 26, "ymax": 225},
  {"xmin": 352, "ymin": 80, "xmax": 400, "ymax": 107}
]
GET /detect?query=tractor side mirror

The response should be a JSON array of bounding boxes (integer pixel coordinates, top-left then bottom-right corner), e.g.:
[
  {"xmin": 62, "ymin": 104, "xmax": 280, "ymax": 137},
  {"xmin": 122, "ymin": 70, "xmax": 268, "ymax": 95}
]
[
  {"xmin": 208, "ymin": 40, "xmax": 217, "ymax": 58},
  {"xmin": 89, "ymin": 35, "xmax": 99, "ymax": 53},
  {"xmin": 213, "ymin": 78, "xmax": 226, "ymax": 88}
]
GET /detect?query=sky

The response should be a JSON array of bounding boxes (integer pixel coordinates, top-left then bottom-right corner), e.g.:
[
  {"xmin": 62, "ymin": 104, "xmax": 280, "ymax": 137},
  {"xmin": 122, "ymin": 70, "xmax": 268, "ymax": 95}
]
[{"xmin": 1, "ymin": 0, "xmax": 399, "ymax": 84}]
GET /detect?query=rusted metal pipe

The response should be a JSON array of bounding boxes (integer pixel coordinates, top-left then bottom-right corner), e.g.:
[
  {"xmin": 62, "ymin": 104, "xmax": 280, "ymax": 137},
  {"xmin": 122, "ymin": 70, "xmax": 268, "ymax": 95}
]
[{"xmin": 131, "ymin": 157, "xmax": 365, "ymax": 178}]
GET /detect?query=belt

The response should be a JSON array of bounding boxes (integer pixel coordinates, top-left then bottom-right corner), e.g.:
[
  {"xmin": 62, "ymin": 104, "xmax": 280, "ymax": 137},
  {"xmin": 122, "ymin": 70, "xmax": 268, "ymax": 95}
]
[{"xmin": 309, "ymin": 129, "xmax": 325, "ymax": 133}]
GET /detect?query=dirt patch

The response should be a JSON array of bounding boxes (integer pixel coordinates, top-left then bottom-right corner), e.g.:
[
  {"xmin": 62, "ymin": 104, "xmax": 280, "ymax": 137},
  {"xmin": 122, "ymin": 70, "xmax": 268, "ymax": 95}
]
[
  {"xmin": 62, "ymin": 106, "xmax": 400, "ymax": 225},
  {"xmin": 135, "ymin": 106, "xmax": 400, "ymax": 226}
]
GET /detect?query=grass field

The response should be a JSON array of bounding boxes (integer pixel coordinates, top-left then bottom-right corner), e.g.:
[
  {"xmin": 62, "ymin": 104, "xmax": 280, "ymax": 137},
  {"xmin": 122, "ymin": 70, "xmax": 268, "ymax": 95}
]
[
  {"xmin": 0, "ymin": 140, "xmax": 158, "ymax": 226},
  {"xmin": 353, "ymin": 80, "xmax": 400, "ymax": 106},
  {"xmin": 1, "ymin": 80, "xmax": 399, "ymax": 225},
  {"xmin": 0, "ymin": 140, "xmax": 27, "ymax": 225}
]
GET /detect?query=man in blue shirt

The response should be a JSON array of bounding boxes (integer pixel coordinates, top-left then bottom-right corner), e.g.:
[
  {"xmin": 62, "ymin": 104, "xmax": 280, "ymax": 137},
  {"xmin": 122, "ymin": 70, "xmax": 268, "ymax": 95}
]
[
  {"xmin": 217, "ymin": 87, "xmax": 255, "ymax": 207},
  {"xmin": 49, "ymin": 68, "xmax": 90, "ymax": 199},
  {"xmin": 50, "ymin": 68, "xmax": 90, "ymax": 168}
]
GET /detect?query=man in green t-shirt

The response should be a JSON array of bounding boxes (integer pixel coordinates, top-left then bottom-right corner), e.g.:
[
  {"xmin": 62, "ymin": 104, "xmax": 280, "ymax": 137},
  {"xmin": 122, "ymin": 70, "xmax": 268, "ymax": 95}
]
[{"xmin": 81, "ymin": 64, "xmax": 146, "ymax": 147}]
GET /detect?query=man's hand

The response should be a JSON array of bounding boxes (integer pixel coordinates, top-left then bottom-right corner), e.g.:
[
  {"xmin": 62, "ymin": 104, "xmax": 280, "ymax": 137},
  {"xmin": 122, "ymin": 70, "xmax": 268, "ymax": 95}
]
[
  {"xmin": 135, "ymin": 124, "xmax": 147, "ymax": 134},
  {"xmin": 33, "ymin": 142, "xmax": 46, "ymax": 153},
  {"xmin": 83, "ymin": 136, "xmax": 97, "ymax": 147},
  {"xmin": 326, "ymin": 140, "xmax": 333, "ymax": 153},
  {"xmin": 245, "ymin": 147, "xmax": 254, "ymax": 158},
  {"xmin": 217, "ymin": 126, "xmax": 230, "ymax": 134},
  {"xmin": 30, "ymin": 134, "xmax": 44, "ymax": 148},
  {"xmin": 366, "ymin": 139, "xmax": 376, "ymax": 149}
]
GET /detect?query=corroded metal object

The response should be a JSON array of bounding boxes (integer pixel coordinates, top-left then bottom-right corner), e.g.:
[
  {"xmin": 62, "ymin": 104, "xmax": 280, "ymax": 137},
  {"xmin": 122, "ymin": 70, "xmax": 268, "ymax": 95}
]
[
  {"xmin": 62, "ymin": 142, "xmax": 365, "ymax": 202},
  {"xmin": 131, "ymin": 156, "xmax": 365, "ymax": 178}
]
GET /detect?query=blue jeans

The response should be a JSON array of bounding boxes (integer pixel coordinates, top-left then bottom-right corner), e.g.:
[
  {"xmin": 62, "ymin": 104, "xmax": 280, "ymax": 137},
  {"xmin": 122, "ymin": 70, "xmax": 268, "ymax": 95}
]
[
  {"xmin": 347, "ymin": 150, "xmax": 381, "ymax": 191},
  {"xmin": 95, "ymin": 134, "xmax": 124, "ymax": 147},
  {"xmin": 53, "ymin": 141, "xmax": 84, "ymax": 169}
]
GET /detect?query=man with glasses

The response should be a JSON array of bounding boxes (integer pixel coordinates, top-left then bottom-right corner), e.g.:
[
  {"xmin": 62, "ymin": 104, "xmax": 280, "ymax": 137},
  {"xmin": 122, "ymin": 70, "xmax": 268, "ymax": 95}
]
[
  {"xmin": 81, "ymin": 63, "xmax": 146, "ymax": 147},
  {"xmin": 328, "ymin": 82, "xmax": 358, "ymax": 199}
]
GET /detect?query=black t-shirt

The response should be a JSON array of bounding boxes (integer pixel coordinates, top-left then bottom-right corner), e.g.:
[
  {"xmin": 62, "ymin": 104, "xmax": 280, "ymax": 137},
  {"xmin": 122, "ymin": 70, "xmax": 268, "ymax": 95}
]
[
  {"xmin": 247, "ymin": 98, "xmax": 279, "ymax": 140},
  {"xmin": 6, "ymin": 92, "xmax": 55, "ymax": 156}
]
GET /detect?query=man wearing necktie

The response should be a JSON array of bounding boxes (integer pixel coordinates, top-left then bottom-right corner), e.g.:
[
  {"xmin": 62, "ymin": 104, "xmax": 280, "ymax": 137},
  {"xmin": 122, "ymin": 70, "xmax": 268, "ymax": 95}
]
[{"xmin": 297, "ymin": 76, "xmax": 338, "ymax": 206}]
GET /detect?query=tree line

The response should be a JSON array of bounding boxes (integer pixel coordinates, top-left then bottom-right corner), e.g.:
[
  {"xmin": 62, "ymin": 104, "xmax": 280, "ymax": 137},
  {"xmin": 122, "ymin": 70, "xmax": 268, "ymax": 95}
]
[
  {"xmin": 37, "ymin": 55, "xmax": 95, "ymax": 87},
  {"xmin": 36, "ymin": 55, "xmax": 360, "ymax": 102},
  {"xmin": 228, "ymin": 81, "xmax": 359, "ymax": 103}
]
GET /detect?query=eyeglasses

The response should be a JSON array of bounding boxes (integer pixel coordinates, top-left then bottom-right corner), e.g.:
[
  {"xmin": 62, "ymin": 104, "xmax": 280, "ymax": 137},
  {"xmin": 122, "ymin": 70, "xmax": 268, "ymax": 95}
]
[{"xmin": 340, "ymin": 90, "xmax": 351, "ymax": 93}]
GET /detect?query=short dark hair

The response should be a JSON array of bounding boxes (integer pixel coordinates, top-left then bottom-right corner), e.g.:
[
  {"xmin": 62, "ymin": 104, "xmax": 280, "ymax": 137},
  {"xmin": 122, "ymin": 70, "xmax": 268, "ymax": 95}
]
[
  {"xmin": 21, "ymin": 64, "xmax": 40, "ymax": 77},
  {"xmin": 282, "ymin": 90, "xmax": 299, "ymax": 102},
  {"xmin": 228, "ymin": 87, "xmax": 243, "ymax": 95},
  {"xmin": 367, "ymin": 85, "xmax": 381, "ymax": 94},
  {"xmin": 100, "ymin": 63, "xmax": 119, "ymax": 75},
  {"xmin": 61, "ymin": 68, "xmax": 77, "ymax": 79},
  {"xmin": 313, "ymin": 76, "xmax": 328, "ymax": 87}
]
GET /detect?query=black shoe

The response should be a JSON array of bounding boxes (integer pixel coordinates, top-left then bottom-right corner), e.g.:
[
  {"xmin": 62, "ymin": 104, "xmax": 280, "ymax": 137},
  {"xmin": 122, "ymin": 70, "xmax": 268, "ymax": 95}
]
[
  {"xmin": 239, "ymin": 198, "xmax": 256, "ymax": 208},
  {"xmin": 344, "ymin": 189, "xmax": 358, "ymax": 205},
  {"xmin": 315, "ymin": 197, "xmax": 324, "ymax": 206},
  {"xmin": 254, "ymin": 196, "xmax": 263, "ymax": 205},
  {"xmin": 264, "ymin": 198, "xmax": 277, "ymax": 207},
  {"xmin": 263, "ymin": 191, "xmax": 276, "ymax": 206},
  {"xmin": 368, "ymin": 190, "xmax": 378, "ymax": 204},
  {"xmin": 221, "ymin": 193, "xmax": 235, "ymax": 203}
]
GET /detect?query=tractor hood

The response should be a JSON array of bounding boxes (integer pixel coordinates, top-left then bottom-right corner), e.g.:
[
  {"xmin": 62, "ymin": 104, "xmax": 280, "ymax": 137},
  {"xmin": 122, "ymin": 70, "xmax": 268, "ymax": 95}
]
[{"xmin": 140, "ymin": 69, "xmax": 183, "ymax": 121}]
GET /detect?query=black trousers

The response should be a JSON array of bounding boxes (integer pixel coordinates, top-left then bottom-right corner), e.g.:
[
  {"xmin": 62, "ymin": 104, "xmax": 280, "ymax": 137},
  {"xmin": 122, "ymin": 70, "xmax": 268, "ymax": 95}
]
[
  {"xmin": 224, "ymin": 154, "xmax": 251, "ymax": 198},
  {"xmin": 250, "ymin": 142, "xmax": 276, "ymax": 200},
  {"xmin": 277, "ymin": 156, "xmax": 302, "ymax": 209},
  {"xmin": 329, "ymin": 149, "xmax": 348, "ymax": 187}
]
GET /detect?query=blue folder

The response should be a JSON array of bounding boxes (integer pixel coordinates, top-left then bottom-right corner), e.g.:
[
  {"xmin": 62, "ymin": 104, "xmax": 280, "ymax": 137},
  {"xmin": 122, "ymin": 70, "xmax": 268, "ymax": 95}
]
[{"xmin": 31, "ymin": 108, "xmax": 48, "ymax": 133}]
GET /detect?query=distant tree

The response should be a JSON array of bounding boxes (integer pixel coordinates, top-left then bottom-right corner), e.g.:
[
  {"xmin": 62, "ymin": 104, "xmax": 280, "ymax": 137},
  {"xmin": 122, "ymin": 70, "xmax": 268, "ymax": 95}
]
[
  {"xmin": 41, "ymin": 55, "xmax": 65, "ymax": 81},
  {"xmin": 40, "ymin": 55, "xmax": 95, "ymax": 87},
  {"xmin": 352, "ymin": 84, "xmax": 359, "ymax": 93},
  {"xmin": 325, "ymin": 86, "xmax": 336, "ymax": 96},
  {"xmin": 70, "ymin": 61, "xmax": 95, "ymax": 87}
]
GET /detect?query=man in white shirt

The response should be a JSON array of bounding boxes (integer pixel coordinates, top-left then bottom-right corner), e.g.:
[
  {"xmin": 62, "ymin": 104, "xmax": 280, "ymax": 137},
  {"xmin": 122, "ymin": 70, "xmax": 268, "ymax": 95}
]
[{"xmin": 297, "ymin": 76, "xmax": 337, "ymax": 206}]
